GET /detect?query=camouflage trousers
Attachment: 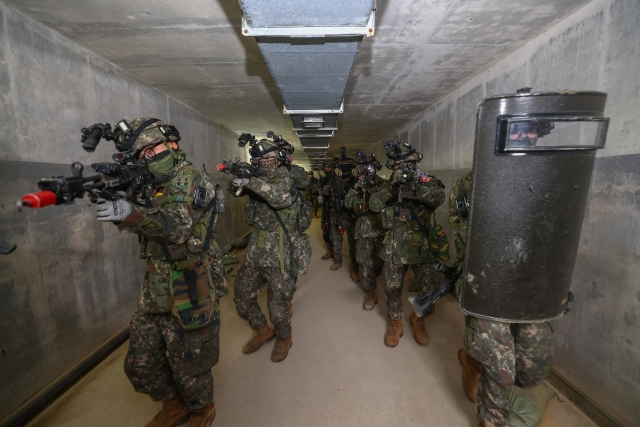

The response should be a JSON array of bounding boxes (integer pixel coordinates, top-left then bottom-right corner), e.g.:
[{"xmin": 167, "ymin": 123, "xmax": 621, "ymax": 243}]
[
  {"xmin": 330, "ymin": 211, "xmax": 359, "ymax": 272},
  {"xmin": 464, "ymin": 316, "xmax": 554, "ymax": 427},
  {"xmin": 383, "ymin": 262, "xmax": 438, "ymax": 320},
  {"xmin": 124, "ymin": 310, "xmax": 219, "ymax": 412},
  {"xmin": 356, "ymin": 236, "xmax": 384, "ymax": 291},
  {"xmin": 312, "ymin": 196, "xmax": 320, "ymax": 217},
  {"xmin": 233, "ymin": 264, "xmax": 294, "ymax": 339}
]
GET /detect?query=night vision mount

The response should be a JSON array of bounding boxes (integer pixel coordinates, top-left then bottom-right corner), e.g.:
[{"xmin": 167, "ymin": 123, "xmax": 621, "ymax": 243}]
[
  {"xmin": 80, "ymin": 118, "xmax": 180, "ymax": 153},
  {"xmin": 384, "ymin": 140, "xmax": 423, "ymax": 162}
]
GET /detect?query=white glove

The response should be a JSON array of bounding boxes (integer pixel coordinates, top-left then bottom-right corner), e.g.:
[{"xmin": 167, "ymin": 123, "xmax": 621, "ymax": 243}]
[
  {"xmin": 96, "ymin": 199, "xmax": 132, "ymax": 222},
  {"xmin": 232, "ymin": 178, "xmax": 249, "ymax": 188}
]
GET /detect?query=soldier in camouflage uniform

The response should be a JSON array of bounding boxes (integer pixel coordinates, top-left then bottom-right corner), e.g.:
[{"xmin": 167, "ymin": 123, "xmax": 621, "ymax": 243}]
[
  {"xmin": 95, "ymin": 118, "xmax": 224, "ymax": 427},
  {"xmin": 369, "ymin": 141, "xmax": 446, "ymax": 347},
  {"xmin": 344, "ymin": 151, "xmax": 385, "ymax": 310},
  {"xmin": 450, "ymin": 171, "xmax": 554, "ymax": 427},
  {"xmin": 309, "ymin": 172, "xmax": 321, "ymax": 217},
  {"xmin": 320, "ymin": 159, "xmax": 336, "ymax": 260},
  {"xmin": 231, "ymin": 140, "xmax": 299, "ymax": 363},
  {"xmin": 328, "ymin": 149, "xmax": 360, "ymax": 282}
]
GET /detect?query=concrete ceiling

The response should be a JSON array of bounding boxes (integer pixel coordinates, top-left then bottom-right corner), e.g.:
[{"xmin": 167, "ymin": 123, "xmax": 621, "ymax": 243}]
[{"xmin": 6, "ymin": 0, "xmax": 592, "ymax": 164}]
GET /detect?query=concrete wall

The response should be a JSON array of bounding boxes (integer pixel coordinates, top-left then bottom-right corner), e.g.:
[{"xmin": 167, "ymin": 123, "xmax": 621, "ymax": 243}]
[
  {"xmin": 370, "ymin": 0, "xmax": 640, "ymax": 424},
  {"xmin": 0, "ymin": 1, "xmax": 250, "ymax": 421}
]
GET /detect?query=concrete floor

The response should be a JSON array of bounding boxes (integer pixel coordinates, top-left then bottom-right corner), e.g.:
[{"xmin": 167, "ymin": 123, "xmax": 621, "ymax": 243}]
[{"xmin": 28, "ymin": 218, "xmax": 597, "ymax": 427}]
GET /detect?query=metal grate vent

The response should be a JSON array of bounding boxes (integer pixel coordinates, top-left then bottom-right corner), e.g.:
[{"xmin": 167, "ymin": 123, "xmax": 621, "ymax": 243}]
[{"xmin": 238, "ymin": 0, "xmax": 375, "ymax": 166}]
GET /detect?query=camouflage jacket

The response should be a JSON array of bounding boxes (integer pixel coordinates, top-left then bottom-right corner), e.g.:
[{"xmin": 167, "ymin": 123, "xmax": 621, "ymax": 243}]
[
  {"xmin": 448, "ymin": 170, "xmax": 472, "ymax": 298},
  {"xmin": 289, "ymin": 164, "xmax": 310, "ymax": 190},
  {"xmin": 241, "ymin": 166, "xmax": 296, "ymax": 272},
  {"xmin": 369, "ymin": 177, "xmax": 446, "ymax": 265},
  {"xmin": 343, "ymin": 176, "xmax": 385, "ymax": 239},
  {"xmin": 330, "ymin": 172, "xmax": 356, "ymax": 212},
  {"xmin": 310, "ymin": 178, "xmax": 320, "ymax": 195},
  {"xmin": 118, "ymin": 160, "xmax": 227, "ymax": 312}
]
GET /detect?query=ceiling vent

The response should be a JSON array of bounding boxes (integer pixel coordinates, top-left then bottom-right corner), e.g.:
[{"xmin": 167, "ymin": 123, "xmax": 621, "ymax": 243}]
[{"xmin": 239, "ymin": 0, "xmax": 375, "ymax": 166}]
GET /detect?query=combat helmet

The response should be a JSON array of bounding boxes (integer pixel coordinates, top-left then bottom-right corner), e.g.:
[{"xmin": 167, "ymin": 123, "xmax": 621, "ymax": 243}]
[
  {"xmin": 124, "ymin": 117, "xmax": 181, "ymax": 153},
  {"xmin": 355, "ymin": 150, "xmax": 382, "ymax": 176},
  {"xmin": 384, "ymin": 140, "xmax": 423, "ymax": 169},
  {"xmin": 336, "ymin": 146, "xmax": 356, "ymax": 174}
]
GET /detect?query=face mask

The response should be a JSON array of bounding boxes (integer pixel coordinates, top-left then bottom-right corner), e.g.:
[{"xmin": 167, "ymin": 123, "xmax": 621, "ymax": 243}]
[
  {"xmin": 147, "ymin": 151, "xmax": 176, "ymax": 178},
  {"xmin": 258, "ymin": 158, "xmax": 278, "ymax": 177}
]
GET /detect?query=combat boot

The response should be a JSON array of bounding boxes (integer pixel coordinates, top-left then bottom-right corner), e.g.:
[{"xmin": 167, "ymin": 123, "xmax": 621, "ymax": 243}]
[
  {"xmin": 330, "ymin": 262, "xmax": 342, "ymax": 270},
  {"xmin": 145, "ymin": 393, "xmax": 190, "ymax": 427},
  {"xmin": 363, "ymin": 290, "xmax": 377, "ymax": 310},
  {"xmin": 187, "ymin": 402, "xmax": 215, "ymax": 427},
  {"xmin": 321, "ymin": 248, "xmax": 334, "ymax": 260},
  {"xmin": 350, "ymin": 270, "xmax": 361, "ymax": 282},
  {"xmin": 458, "ymin": 349, "xmax": 482, "ymax": 402},
  {"xmin": 242, "ymin": 324, "xmax": 275, "ymax": 354},
  {"xmin": 410, "ymin": 312, "xmax": 428, "ymax": 345},
  {"xmin": 271, "ymin": 336, "xmax": 293, "ymax": 362},
  {"xmin": 384, "ymin": 319, "xmax": 403, "ymax": 347}
]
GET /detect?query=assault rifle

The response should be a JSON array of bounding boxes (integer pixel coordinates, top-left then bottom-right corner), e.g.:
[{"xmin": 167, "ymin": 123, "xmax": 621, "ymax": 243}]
[
  {"xmin": 408, "ymin": 261, "xmax": 462, "ymax": 317},
  {"xmin": 217, "ymin": 158, "xmax": 257, "ymax": 196},
  {"xmin": 18, "ymin": 154, "xmax": 150, "ymax": 209}
]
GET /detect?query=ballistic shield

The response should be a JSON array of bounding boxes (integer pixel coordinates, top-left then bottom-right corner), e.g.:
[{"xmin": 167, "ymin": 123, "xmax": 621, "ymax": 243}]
[{"xmin": 460, "ymin": 90, "xmax": 609, "ymax": 322}]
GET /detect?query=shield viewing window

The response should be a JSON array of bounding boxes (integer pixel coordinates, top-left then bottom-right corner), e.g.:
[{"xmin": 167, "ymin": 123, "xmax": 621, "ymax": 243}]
[{"xmin": 496, "ymin": 116, "xmax": 609, "ymax": 154}]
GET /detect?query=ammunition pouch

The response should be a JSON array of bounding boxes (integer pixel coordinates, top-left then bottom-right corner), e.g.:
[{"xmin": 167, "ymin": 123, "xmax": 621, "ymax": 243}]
[
  {"xmin": 169, "ymin": 257, "xmax": 217, "ymax": 331},
  {"xmin": 380, "ymin": 206, "xmax": 401, "ymax": 229},
  {"xmin": 244, "ymin": 200, "xmax": 256, "ymax": 225}
]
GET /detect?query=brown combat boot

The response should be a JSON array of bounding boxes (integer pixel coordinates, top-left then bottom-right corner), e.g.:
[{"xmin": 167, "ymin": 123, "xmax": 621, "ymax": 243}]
[
  {"xmin": 187, "ymin": 402, "xmax": 215, "ymax": 427},
  {"xmin": 145, "ymin": 393, "xmax": 190, "ymax": 427},
  {"xmin": 321, "ymin": 248, "xmax": 334, "ymax": 260},
  {"xmin": 242, "ymin": 324, "xmax": 275, "ymax": 354},
  {"xmin": 410, "ymin": 312, "xmax": 428, "ymax": 345},
  {"xmin": 350, "ymin": 270, "xmax": 361, "ymax": 282},
  {"xmin": 363, "ymin": 290, "xmax": 377, "ymax": 310},
  {"xmin": 459, "ymin": 349, "xmax": 482, "ymax": 403},
  {"xmin": 384, "ymin": 319, "xmax": 403, "ymax": 347},
  {"xmin": 330, "ymin": 262, "xmax": 342, "ymax": 270},
  {"xmin": 271, "ymin": 336, "xmax": 293, "ymax": 362}
]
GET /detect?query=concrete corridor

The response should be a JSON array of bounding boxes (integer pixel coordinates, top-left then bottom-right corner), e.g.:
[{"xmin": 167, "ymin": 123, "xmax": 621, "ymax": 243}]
[{"xmin": 28, "ymin": 219, "xmax": 596, "ymax": 427}]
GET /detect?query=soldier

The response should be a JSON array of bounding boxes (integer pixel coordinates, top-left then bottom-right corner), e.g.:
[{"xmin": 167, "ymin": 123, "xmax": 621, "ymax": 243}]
[
  {"xmin": 344, "ymin": 151, "xmax": 385, "ymax": 310},
  {"xmin": 320, "ymin": 159, "xmax": 336, "ymax": 260},
  {"xmin": 96, "ymin": 118, "xmax": 225, "ymax": 427},
  {"xmin": 231, "ymin": 139, "xmax": 300, "ymax": 363},
  {"xmin": 369, "ymin": 141, "xmax": 446, "ymax": 347},
  {"xmin": 309, "ymin": 171, "xmax": 321, "ymax": 217},
  {"xmin": 328, "ymin": 148, "xmax": 360, "ymax": 282}
]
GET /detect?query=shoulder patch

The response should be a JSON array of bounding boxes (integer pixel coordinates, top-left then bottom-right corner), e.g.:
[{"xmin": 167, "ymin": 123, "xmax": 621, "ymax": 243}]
[{"xmin": 175, "ymin": 176, "xmax": 191, "ymax": 189}]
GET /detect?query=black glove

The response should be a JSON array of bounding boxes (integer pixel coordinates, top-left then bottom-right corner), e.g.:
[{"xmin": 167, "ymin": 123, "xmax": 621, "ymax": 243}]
[{"xmin": 235, "ymin": 166, "xmax": 256, "ymax": 180}]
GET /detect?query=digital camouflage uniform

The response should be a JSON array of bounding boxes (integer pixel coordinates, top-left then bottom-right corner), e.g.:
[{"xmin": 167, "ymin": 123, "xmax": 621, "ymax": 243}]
[
  {"xmin": 118, "ymin": 160, "xmax": 227, "ymax": 412},
  {"xmin": 233, "ymin": 166, "xmax": 297, "ymax": 339},
  {"xmin": 329, "ymin": 171, "xmax": 359, "ymax": 272},
  {"xmin": 310, "ymin": 177, "xmax": 320, "ymax": 217},
  {"xmin": 450, "ymin": 171, "xmax": 554, "ymax": 427},
  {"xmin": 288, "ymin": 164, "xmax": 310, "ymax": 191},
  {"xmin": 344, "ymin": 176, "xmax": 385, "ymax": 291},
  {"xmin": 320, "ymin": 173, "xmax": 334, "ymax": 250},
  {"xmin": 369, "ymin": 176, "xmax": 446, "ymax": 320}
]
